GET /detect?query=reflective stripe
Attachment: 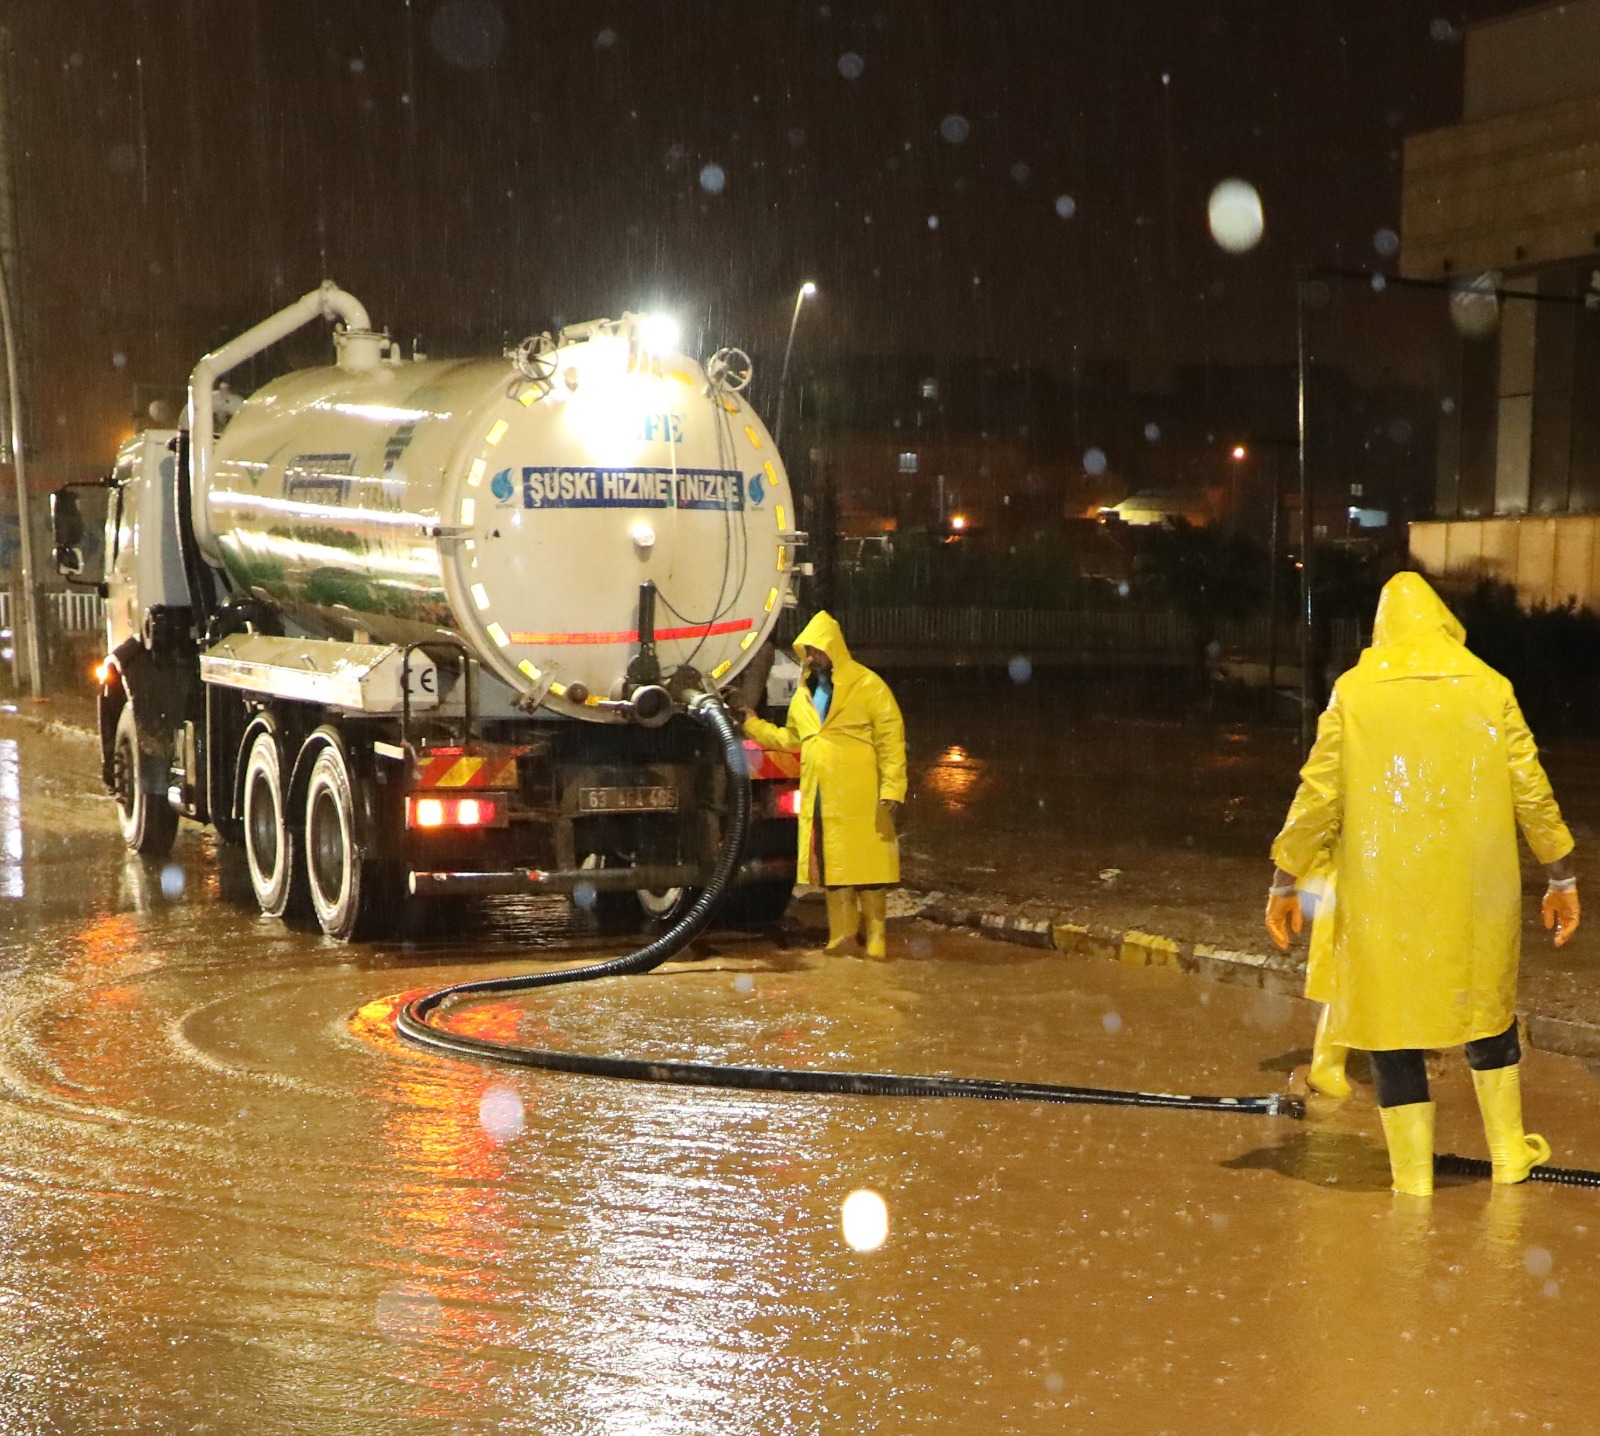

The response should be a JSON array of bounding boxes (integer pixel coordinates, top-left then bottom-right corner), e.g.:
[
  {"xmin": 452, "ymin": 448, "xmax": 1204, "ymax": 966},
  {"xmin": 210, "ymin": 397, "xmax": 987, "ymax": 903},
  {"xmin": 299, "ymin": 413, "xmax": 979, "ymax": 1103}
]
[{"xmin": 414, "ymin": 755, "xmax": 519, "ymax": 788}]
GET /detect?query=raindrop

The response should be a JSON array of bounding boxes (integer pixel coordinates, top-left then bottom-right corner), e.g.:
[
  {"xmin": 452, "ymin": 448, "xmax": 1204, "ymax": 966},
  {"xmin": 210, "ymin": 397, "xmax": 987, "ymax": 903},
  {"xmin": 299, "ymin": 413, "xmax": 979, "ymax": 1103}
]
[
  {"xmin": 1044, "ymin": 1373, "xmax": 1065, "ymax": 1394},
  {"xmin": 1144, "ymin": 422, "xmax": 1161, "ymax": 442},
  {"xmin": 1054, "ymin": 194, "xmax": 1077, "ymax": 220},
  {"xmin": 1450, "ymin": 275, "xmax": 1499, "ymax": 337},
  {"xmin": 1373, "ymin": 227, "xmax": 1400, "ymax": 257},
  {"xmin": 1082, "ymin": 447, "xmax": 1107, "ymax": 476},
  {"xmin": 376, "ymin": 1285, "xmax": 445, "ymax": 1342},
  {"xmin": 428, "ymin": 0, "xmax": 506, "ymax": 69},
  {"xmin": 159, "ymin": 864, "xmax": 184, "ymax": 899},
  {"xmin": 1371, "ymin": 274, "xmax": 1388, "ymax": 293},
  {"xmin": 1387, "ymin": 418, "xmax": 1414, "ymax": 445},
  {"xmin": 572, "ymin": 880, "xmax": 597, "ymax": 910},
  {"xmin": 1440, "ymin": 396, "xmax": 1457, "ymax": 414},
  {"xmin": 1207, "ymin": 179, "xmax": 1264, "ymax": 253},
  {"xmin": 595, "ymin": 27, "xmax": 618, "ymax": 48},
  {"xmin": 1429, "ymin": 17, "xmax": 1461, "ymax": 42},
  {"xmin": 348, "ymin": 57, "xmax": 366, "ymax": 75},
  {"xmin": 787, "ymin": 127, "xmax": 808, "ymax": 147},
  {"xmin": 68, "ymin": 52, "xmax": 83, "ymax": 67},
  {"xmin": 837, "ymin": 51, "xmax": 865, "ymax": 79},
  {"xmin": 1116, "ymin": 581, "xmax": 1130, "ymax": 598},
  {"xmin": 1007, "ymin": 655, "xmax": 1033, "ymax": 685},
  {"xmin": 841, "ymin": 1188, "xmax": 889, "ymax": 1251},
  {"xmin": 111, "ymin": 351, "xmax": 128, "ymax": 370},
  {"xmin": 1010, "ymin": 161, "xmax": 1031, "ymax": 183},
  {"xmin": 107, "ymin": 144, "xmax": 137, "ymax": 176},
  {"xmin": 939, "ymin": 114, "xmax": 971, "ymax": 144},
  {"xmin": 734, "ymin": 973, "xmax": 755, "ymax": 995},
  {"xmin": 699, "ymin": 163, "xmax": 727, "ymax": 195},
  {"xmin": 664, "ymin": 141, "xmax": 686, "ymax": 168},
  {"xmin": 1102, "ymin": 1012, "xmax": 1123, "ymax": 1034},
  {"xmin": 479, "ymin": 1084, "xmax": 525, "ymax": 1143},
  {"xmin": 1525, "ymin": 1246, "xmax": 1554, "ymax": 1278},
  {"xmin": 927, "ymin": 215, "xmax": 939, "ymax": 230}
]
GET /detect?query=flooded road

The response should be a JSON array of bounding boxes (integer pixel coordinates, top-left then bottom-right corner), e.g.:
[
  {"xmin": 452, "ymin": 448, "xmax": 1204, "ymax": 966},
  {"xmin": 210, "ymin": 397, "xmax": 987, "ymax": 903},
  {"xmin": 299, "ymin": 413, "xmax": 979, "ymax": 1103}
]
[{"xmin": 5, "ymin": 715, "xmax": 1600, "ymax": 1432}]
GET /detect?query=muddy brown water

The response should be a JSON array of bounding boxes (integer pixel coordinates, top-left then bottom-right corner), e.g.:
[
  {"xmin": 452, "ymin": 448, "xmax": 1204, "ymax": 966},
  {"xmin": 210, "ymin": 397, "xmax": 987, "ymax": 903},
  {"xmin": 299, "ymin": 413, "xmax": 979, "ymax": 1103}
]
[{"xmin": 3, "ymin": 715, "xmax": 1600, "ymax": 1432}]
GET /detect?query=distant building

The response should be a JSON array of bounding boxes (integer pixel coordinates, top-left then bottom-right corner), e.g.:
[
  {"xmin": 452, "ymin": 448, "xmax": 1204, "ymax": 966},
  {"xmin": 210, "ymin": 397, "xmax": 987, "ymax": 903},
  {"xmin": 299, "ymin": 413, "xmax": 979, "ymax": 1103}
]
[{"xmin": 1402, "ymin": 0, "xmax": 1600, "ymax": 607}]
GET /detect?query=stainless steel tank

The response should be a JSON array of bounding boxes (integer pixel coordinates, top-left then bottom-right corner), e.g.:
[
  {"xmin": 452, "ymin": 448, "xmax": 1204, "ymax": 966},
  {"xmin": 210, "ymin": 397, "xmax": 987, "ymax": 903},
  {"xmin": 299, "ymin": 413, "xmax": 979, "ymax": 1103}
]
[{"xmin": 199, "ymin": 318, "xmax": 797, "ymax": 719}]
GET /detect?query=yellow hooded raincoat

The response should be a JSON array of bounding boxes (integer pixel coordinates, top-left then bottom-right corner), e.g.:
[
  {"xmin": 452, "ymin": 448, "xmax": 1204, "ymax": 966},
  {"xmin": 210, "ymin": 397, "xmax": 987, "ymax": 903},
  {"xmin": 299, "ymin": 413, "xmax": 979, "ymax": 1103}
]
[
  {"xmin": 744, "ymin": 612, "xmax": 907, "ymax": 887},
  {"xmin": 1271, "ymin": 573, "xmax": 1573, "ymax": 1052}
]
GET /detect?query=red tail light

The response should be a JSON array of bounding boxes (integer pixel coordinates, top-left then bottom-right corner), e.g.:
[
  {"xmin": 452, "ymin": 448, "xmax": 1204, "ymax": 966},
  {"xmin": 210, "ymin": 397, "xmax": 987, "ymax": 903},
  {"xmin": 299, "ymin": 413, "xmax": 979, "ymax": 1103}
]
[
  {"xmin": 774, "ymin": 785, "xmax": 802, "ymax": 817},
  {"xmin": 408, "ymin": 795, "xmax": 501, "ymax": 829}
]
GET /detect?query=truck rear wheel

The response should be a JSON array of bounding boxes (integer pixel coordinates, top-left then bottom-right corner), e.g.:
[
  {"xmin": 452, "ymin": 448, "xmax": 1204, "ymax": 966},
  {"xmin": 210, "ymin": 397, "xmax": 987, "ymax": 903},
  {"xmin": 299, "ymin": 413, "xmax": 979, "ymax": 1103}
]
[
  {"xmin": 242, "ymin": 729, "xmax": 309, "ymax": 920},
  {"xmin": 303, "ymin": 737, "xmax": 394, "ymax": 942},
  {"xmin": 111, "ymin": 702, "xmax": 178, "ymax": 859}
]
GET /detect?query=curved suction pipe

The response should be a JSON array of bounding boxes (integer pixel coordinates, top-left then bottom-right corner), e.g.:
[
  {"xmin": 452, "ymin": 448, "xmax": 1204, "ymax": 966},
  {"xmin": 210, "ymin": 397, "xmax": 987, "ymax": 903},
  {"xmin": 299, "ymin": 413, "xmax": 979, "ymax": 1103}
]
[{"xmin": 187, "ymin": 281, "xmax": 371, "ymax": 561}]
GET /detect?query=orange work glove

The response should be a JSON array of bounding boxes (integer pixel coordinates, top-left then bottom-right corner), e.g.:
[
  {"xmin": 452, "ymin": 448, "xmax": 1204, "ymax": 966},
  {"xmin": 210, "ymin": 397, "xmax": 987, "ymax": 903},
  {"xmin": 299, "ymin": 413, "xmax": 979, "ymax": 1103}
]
[
  {"xmin": 1543, "ymin": 885, "xmax": 1581, "ymax": 948},
  {"xmin": 1265, "ymin": 891, "xmax": 1304, "ymax": 952}
]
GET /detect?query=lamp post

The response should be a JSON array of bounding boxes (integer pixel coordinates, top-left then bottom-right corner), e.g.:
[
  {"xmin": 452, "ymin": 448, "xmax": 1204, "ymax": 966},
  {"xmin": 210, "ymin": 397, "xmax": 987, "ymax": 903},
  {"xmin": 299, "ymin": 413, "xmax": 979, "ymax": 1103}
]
[{"xmin": 774, "ymin": 280, "xmax": 816, "ymax": 448}]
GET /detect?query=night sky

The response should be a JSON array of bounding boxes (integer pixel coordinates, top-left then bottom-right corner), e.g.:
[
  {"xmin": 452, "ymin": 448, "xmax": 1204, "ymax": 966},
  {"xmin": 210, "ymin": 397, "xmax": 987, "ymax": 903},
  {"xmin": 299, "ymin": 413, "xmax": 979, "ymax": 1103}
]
[{"xmin": 4, "ymin": 0, "xmax": 1531, "ymax": 477}]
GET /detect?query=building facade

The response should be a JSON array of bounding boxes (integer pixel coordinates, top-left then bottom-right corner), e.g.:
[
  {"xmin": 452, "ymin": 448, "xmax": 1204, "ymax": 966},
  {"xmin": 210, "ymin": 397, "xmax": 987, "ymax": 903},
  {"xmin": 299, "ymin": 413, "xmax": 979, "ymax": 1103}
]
[{"xmin": 1403, "ymin": 0, "xmax": 1600, "ymax": 606}]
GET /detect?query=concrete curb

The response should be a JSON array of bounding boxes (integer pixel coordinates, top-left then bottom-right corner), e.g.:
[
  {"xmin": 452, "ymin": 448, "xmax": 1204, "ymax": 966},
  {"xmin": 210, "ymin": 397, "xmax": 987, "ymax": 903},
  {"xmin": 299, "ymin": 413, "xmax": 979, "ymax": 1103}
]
[{"xmin": 912, "ymin": 894, "xmax": 1600, "ymax": 1068}]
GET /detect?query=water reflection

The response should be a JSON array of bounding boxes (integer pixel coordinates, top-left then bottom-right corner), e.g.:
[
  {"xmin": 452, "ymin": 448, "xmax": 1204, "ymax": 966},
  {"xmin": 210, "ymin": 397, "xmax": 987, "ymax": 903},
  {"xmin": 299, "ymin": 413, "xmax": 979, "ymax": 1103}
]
[
  {"xmin": 922, "ymin": 743, "xmax": 986, "ymax": 812},
  {"xmin": 0, "ymin": 738, "xmax": 21, "ymax": 897}
]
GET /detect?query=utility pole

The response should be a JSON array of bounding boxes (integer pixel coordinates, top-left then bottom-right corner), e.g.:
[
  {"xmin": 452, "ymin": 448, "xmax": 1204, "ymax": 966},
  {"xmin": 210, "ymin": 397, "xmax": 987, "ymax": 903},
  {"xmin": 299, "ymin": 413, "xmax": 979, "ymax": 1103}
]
[
  {"xmin": 1296, "ymin": 272, "xmax": 1314, "ymax": 752},
  {"xmin": 0, "ymin": 29, "xmax": 40, "ymax": 698}
]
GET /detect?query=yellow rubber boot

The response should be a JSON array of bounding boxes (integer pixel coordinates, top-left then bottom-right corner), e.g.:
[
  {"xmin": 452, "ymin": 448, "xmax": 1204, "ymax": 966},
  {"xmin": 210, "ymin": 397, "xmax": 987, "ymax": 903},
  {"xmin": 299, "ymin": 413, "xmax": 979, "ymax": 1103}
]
[
  {"xmin": 1472, "ymin": 1065, "xmax": 1552, "ymax": 1185},
  {"xmin": 860, "ymin": 888, "xmax": 889, "ymax": 958},
  {"xmin": 823, "ymin": 887, "xmax": 861, "ymax": 952},
  {"xmin": 1308, "ymin": 1005, "xmax": 1351, "ymax": 1100},
  {"xmin": 1378, "ymin": 1101, "xmax": 1436, "ymax": 1196}
]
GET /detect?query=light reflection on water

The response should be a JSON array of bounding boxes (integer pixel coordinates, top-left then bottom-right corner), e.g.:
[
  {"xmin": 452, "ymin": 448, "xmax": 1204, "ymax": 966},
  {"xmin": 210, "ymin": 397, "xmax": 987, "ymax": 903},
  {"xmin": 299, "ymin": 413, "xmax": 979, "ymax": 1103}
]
[
  {"xmin": 0, "ymin": 738, "xmax": 21, "ymax": 897},
  {"xmin": 922, "ymin": 742, "xmax": 986, "ymax": 812}
]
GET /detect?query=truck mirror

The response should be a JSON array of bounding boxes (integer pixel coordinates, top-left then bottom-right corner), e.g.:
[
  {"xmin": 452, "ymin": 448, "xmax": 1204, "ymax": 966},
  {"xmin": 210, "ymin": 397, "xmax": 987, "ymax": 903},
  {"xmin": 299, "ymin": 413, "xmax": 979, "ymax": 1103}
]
[
  {"xmin": 50, "ymin": 482, "xmax": 110, "ymax": 588},
  {"xmin": 50, "ymin": 488, "xmax": 83, "ymax": 548}
]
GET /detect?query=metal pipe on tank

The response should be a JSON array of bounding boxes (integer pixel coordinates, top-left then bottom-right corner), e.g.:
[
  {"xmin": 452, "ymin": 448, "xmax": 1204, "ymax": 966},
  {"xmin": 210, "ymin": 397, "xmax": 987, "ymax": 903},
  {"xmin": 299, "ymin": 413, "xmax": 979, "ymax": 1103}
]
[{"xmin": 187, "ymin": 281, "xmax": 371, "ymax": 561}]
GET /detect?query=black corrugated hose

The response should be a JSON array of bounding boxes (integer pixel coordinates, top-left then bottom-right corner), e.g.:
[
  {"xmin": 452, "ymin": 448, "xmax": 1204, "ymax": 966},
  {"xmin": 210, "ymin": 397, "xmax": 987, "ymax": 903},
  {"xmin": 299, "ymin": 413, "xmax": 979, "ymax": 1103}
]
[{"xmin": 396, "ymin": 692, "xmax": 1307, "ymax": 1119}]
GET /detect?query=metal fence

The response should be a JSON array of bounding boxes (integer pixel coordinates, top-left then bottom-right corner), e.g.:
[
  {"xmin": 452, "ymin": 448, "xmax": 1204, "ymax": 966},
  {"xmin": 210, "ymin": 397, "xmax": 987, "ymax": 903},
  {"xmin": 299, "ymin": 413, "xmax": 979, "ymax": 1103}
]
[
  {"xmin": 0, "ymin": 588, "xmax": 105, "ymax": 636},
  {"xmin": 836, "ymin": 605, "xmax": 1360, "ymax": 662}
]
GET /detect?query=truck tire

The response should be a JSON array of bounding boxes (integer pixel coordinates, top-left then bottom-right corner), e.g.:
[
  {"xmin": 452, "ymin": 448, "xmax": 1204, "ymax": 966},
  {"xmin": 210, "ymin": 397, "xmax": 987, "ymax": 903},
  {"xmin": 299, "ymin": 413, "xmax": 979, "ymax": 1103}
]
[
  {"xmin": 303, "ymin": 737, "xmax": 396, "ymax": 942},
  {"xmin": 717, "ymin": 880, "xmax": 795, "ymax": 928},
  {"xmin": 111, "ymin": 702, "xmax": 178, "ymax": 859},
  {"xmin": 242, "ymin": 729, "xmax": 310, "ymax": 921}
]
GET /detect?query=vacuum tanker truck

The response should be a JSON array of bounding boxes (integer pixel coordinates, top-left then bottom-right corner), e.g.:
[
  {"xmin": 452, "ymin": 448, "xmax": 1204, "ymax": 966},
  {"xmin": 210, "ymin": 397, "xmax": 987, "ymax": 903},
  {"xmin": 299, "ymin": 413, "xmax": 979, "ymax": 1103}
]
[{"xmin": 51, "ymin": 283, "xmax": 806, "ymax": 940}]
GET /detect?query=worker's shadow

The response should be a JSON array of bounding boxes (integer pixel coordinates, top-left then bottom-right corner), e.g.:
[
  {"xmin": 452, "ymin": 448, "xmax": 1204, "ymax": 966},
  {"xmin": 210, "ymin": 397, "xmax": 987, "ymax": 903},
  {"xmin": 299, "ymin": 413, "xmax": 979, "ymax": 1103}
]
[{"xmin": 1222, "ymin": 1128, "xmax": 1393, "ymax": 1191}]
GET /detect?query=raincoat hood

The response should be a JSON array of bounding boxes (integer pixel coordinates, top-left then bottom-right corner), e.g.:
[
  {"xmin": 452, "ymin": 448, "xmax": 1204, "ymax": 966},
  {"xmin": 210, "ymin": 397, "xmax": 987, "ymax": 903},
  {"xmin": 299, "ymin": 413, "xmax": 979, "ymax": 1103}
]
[
  {"xmin": 1355, "ymin": 572, "xmax": 1476, "ymax": 680},
  {"xmin": 793, "ymin": 611, "xmax": 853, "ymax": 670},
  {"xmin": 1370, "ymin": 572, "xmax": 1466, "ymax": 648}
]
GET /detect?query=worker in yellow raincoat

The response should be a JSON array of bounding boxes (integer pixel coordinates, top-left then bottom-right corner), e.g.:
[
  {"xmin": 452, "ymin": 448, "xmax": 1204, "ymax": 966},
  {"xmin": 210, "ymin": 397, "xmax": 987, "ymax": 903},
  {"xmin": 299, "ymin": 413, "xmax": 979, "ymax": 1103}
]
[
  {"xmin": 741, "ymin": 612, "xmax": 907, "ymax": 957},
  {"xmin": 1266, "ymin": 572, "xmax": 1580, "ymax": 1197}
]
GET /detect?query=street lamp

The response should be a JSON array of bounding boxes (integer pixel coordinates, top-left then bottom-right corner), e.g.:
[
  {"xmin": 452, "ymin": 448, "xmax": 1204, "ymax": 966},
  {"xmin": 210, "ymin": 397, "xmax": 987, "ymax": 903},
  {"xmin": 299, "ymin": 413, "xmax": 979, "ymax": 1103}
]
[{"xmin": 774, "ymin": 280, "xmax": 817, "ymax": 448}]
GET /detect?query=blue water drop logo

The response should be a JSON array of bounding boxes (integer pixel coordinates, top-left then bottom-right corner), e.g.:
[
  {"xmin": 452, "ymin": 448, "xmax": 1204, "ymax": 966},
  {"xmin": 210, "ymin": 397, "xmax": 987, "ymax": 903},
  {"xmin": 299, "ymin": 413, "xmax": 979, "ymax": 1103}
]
[
  {"xmin": 747, "ymin": 472, "xmax": 765, "ymax": 506},
  {"xmin": 490, "ymin": 468, "xmax": 514, "ymax": 503}
]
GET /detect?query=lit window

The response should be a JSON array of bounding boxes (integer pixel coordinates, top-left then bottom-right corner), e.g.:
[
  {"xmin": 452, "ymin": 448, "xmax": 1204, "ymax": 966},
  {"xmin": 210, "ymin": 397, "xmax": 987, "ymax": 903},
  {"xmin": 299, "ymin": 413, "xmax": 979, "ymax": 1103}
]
[
  {"xmin": 898, "ymin": 451, "xmax": 919, "ymax": 474},
  {"xmin": 920, "ymin": 378, "xmax": 939, "ymax": 400}
]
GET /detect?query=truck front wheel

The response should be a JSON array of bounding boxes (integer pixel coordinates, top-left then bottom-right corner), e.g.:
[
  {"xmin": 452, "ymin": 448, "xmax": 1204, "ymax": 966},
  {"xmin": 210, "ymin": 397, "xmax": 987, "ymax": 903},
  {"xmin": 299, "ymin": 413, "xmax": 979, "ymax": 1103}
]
[
  {"xmin": 303, "ymin": 737, "xmax": 395, "ymax": 942},
  {"xmin": 111, "ymin": 702, "xmax": 178, "ymax": 859}
]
